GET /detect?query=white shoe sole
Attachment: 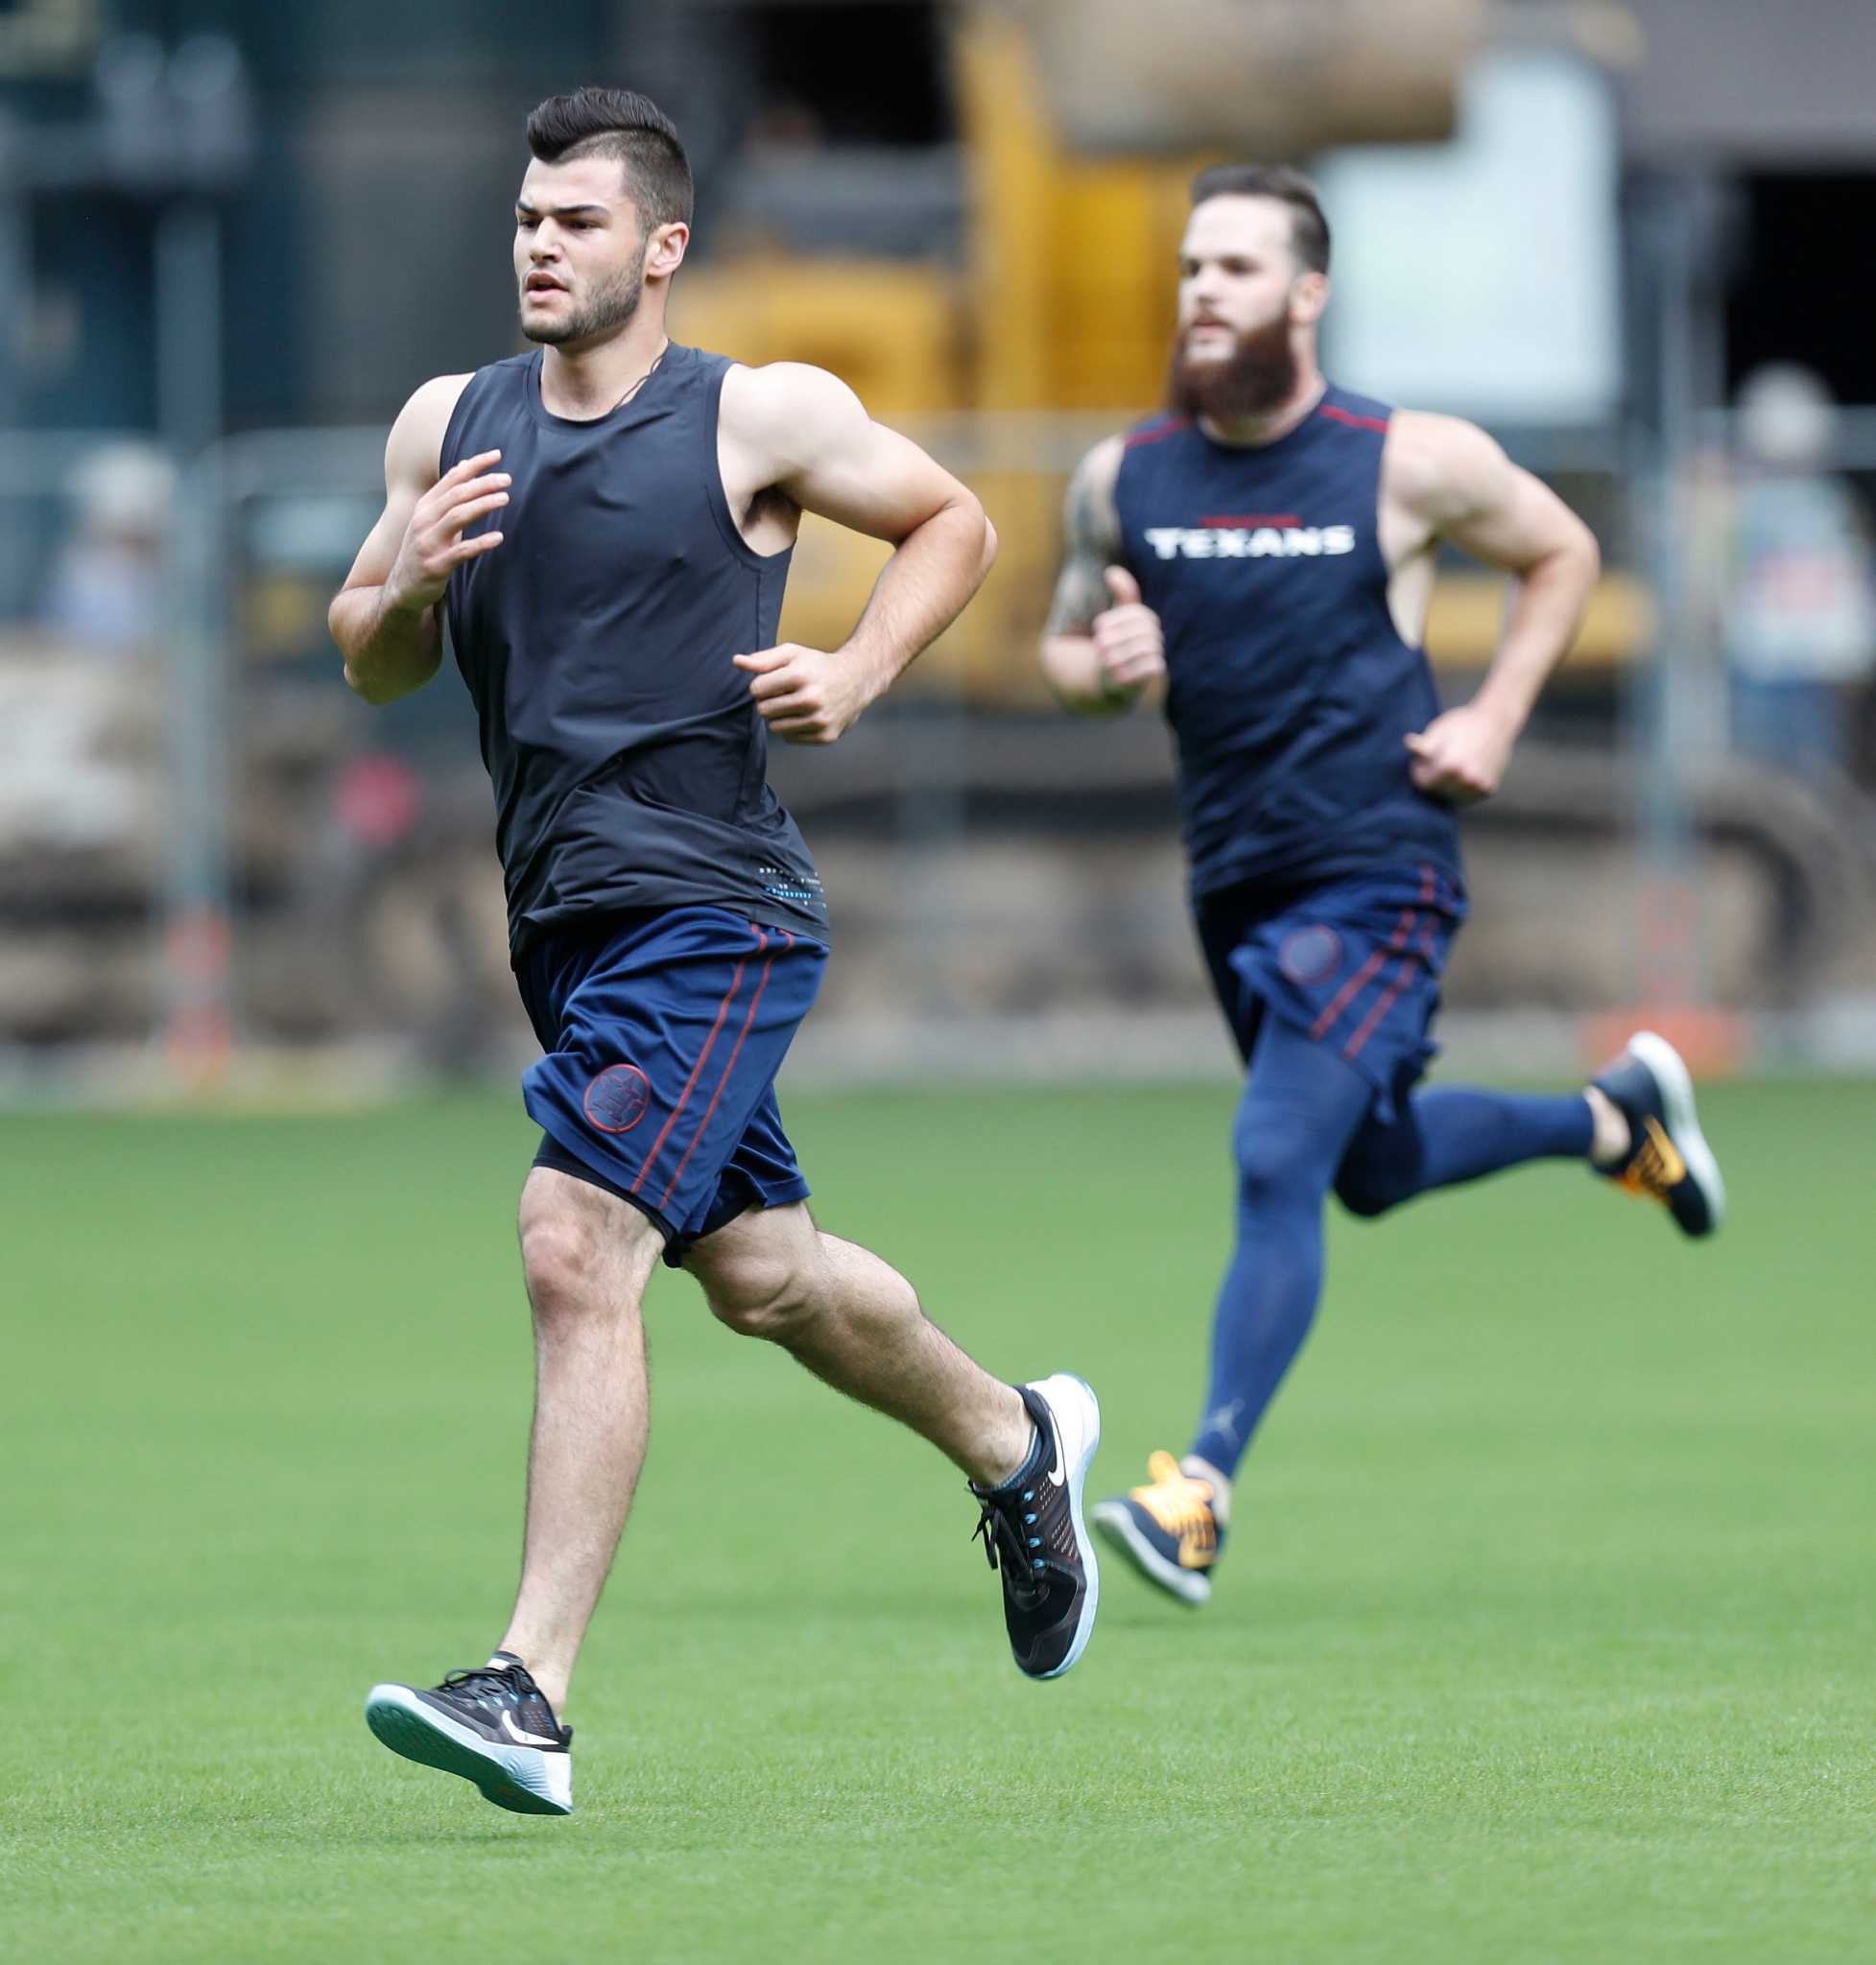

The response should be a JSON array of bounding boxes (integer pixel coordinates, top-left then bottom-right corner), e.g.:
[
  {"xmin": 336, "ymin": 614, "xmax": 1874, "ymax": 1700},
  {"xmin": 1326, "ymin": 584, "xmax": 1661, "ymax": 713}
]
[
  {"xmin": 1090, "ymin": 1499, "xmax": 1213, "ymax": 1605},
  {"xmin": 1627, "ymin": 1030, "xmax": 1726, "ymax": 1233},
  {"xmin": 365, "ymin": 1684, "xmax": 573, "ymax": 1815},
  {"xmin": 1025, "ymin": 1372, "xmax": 1102, "ymax": 1679}
]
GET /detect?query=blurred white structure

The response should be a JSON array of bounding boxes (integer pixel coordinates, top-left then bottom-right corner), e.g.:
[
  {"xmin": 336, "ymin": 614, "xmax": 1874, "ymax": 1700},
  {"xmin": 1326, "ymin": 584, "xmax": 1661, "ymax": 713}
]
[{"xmin": 1316, "ymin": 47, "xmax": 1622, "ymax": 426}]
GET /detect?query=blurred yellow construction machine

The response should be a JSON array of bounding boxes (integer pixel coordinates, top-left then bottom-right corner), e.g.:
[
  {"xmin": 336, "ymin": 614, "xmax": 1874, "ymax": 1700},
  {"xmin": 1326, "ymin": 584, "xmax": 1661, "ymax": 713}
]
[{"xmin": 671, "ymin": 0, "xmax": 1646, "ymax": 703}]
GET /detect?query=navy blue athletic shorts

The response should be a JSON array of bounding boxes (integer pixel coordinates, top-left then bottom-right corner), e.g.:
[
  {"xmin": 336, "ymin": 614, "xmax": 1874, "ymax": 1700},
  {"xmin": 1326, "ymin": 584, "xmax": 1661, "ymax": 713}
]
[
  {"xmin": 1196, "ymin": 862, "xmax": 1467, "ymax": 1123},
  {"xmin": 514, "ymin": 906, "xmax": 828, "ymax": 1263}
]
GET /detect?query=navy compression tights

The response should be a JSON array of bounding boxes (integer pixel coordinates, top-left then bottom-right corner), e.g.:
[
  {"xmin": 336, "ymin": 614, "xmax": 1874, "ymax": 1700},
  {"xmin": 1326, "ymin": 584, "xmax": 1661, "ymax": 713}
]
[{"xmin": 1186, "ymin": 1014, "xmax": 1595, "ymax": 1480}]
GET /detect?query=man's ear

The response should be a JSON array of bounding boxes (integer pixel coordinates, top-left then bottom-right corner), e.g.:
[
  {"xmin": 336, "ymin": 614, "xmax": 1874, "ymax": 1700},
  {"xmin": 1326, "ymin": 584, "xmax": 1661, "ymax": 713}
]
[
  {"xmin": 648, "ymin": 222, "xmax": 689, "ymax": 280},
  {"xmin": 1293, "ymin": 271, "xmax": 1329, "ymax": 328}
]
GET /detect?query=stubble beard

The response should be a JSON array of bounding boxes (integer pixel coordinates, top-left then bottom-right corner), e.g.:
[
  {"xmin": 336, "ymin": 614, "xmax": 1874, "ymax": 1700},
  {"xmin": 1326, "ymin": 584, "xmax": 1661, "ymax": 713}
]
[
  {"xmin": 521, "ymin": 242, "xmax": 648, "ymax": 347},
  {"xmin": 1166, "ymin": 313, "xmax": 1299, "ymax": 423}
]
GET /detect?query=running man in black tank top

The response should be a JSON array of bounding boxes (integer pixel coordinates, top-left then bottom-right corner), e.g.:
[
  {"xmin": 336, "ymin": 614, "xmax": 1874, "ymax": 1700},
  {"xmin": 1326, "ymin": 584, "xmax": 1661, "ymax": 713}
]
[
  {"xmin": 331, "ymin": 88, "xmax": 1100, "ymax": 1815},
  {"xmin": 1039, "ymin": 166, "xmax": 1725, "ymax": 1610}
]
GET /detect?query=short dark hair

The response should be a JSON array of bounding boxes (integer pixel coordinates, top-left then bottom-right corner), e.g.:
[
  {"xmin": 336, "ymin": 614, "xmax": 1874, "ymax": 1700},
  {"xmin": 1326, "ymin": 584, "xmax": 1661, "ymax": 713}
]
[
  {"xmin": 526, "ymin": 86, "xmax": 694, "ymax": 229},
  {"xmin": 1189, "ymin": 164, "xmax": 1330, "ymax": 275}
]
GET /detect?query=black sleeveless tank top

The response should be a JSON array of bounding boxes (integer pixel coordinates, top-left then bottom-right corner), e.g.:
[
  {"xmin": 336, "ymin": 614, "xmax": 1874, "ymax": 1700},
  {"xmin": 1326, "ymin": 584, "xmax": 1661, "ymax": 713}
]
[
  {"xmin": 439, "ymin": 343, "xmax": 828, "ymax": 955},
  {"xmin": 1113, "ymin": 384, "xmax": 1462, "ymax": 900}
]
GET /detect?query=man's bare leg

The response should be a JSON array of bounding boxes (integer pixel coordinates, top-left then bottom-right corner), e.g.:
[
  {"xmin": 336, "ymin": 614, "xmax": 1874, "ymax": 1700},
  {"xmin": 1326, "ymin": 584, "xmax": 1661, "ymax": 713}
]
[
  {"xmin": 682, "ymin": 1203, "xmax": 1033, "ymax": 1485},
  {"xmin": 683, "ymin": 1200, "xmax": 1101, "ymax": 1678},
  {"xmin": 365, "ymin": 1166, "xmax": 659, "ymax": 1811},
  {"xmin": 496, "ymin": 1167, "xmax": 662, "ymax": 1712}
]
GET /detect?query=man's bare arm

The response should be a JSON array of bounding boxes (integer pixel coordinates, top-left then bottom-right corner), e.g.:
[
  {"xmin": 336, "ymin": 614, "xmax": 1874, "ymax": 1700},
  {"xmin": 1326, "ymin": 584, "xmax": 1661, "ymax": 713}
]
[
  {"xmin": 1389, "ymin": 412, "xmax": 1601, "ymax": 801},
  {"xmin": 724, "ymin": 363, "xmax": 993, "ymax": 745},
  {"xmin": 1039, "ymin": 437, "xmax": 1162, "ymax": 715},
  {"xmin": 328, "ymin": 374, "xmax": 502, "ymax": 707}
]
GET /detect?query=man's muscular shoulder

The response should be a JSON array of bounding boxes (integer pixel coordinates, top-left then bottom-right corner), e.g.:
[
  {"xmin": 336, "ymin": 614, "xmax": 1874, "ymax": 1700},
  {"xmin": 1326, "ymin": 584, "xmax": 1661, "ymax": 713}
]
[
  {"xmin": 719, "ymin": 361, "xmax": 866, "ymax": 484},
  {"xmin": 1382, "ymin": 409, "xmax": 1511, "ymax": 533},
  {"xmin": 1075, "ymin": 434, "xmax": 1127, "ymax": 513},
  {"xmin": 1062, "ymin": 435, "xmax": 1126, "ymax": 560},
  {"xmin": 387, "ymin": 373, "xmax": 476, "ymax": 492},
  {"xmin": 1042, "ymin": 435, "xmax": 1128, "ymax": 638}
]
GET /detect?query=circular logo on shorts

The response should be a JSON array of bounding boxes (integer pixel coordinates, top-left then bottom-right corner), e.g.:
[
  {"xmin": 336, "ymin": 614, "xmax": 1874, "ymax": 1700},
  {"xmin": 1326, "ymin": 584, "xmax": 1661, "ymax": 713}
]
[
  {"xmin": 1279, "ymin": 924, "xmax": 1342, "ymax": 987},
  {"xmin": 582, "ymin": 1063, "xmax": 651, "ymax": 1134}
]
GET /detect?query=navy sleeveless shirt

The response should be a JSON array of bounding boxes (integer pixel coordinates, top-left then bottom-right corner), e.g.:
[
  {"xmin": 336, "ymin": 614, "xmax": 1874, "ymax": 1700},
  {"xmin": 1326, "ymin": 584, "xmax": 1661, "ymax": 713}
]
[
  {"xmin": 439, "ymin": 343, "xmax": 827, "ymax": 956},
  {"xmin": 1113, "ymin": 384, "xmax": 1462, "ymax": 900}
]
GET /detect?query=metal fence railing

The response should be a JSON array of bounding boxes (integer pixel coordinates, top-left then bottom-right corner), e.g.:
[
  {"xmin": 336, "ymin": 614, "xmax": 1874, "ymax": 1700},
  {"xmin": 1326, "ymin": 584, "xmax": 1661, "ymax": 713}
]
[{"xmin": 3, "ymin": 412, "xmax": 1872, "ymax": 1086}]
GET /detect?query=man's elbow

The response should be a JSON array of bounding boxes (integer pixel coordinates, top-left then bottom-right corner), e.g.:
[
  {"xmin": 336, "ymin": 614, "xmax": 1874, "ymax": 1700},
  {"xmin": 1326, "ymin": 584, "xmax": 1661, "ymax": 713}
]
[
  {"xmin": 943, "ymin": 488, "xmax": 992, "ymax": 561},
  {"xmin": 344, "ymin": 661, "xmax": 395, "ymax": 707},
  {"xmin": 1569, "ymin": 515, "xmax": 1601, "ymax": 583},
  {"xmin": 330, "ymin": 597, "xmax": 382, "ymax": 706},
  {"xmin": 1527, "ymin": 519, "xmax": 1599, "ymax": 596},
  {"xmin": 344, "ymin": 652, "xmax": 434, "ymax": 708}
]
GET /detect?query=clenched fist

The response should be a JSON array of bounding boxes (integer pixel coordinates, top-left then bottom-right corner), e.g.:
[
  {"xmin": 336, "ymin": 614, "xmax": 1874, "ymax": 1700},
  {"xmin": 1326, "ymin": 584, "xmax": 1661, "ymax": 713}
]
[
  {"xmin": 734, "ymin": 642, "xmax": 875, "ymax": 746},
  {"xmin": 1092, "ymin": 566, "xmax": 1166, "ymax": 700},
  {"xmin": 385, "ymin": 449, "xmax": 511, "ymax": 614},
  {"xmin": 1405, "ymin": 702, "xmax": 1517, "ymax": 804}
]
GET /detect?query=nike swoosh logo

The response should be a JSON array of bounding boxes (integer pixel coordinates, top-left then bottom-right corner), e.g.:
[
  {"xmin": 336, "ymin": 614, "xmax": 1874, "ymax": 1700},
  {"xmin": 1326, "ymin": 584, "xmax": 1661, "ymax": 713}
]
[
  {"xmin": 499, "ymin": 1710, "xmax": 561, "ymax": 1749},
  {"xmin": 1046, "ymin": 1424, "xmax": 1066, "ymax": 1486}
]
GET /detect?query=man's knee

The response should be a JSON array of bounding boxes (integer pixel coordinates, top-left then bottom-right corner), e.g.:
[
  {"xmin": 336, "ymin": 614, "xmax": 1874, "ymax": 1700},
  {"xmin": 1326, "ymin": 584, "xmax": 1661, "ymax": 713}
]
[
  {"xmin": 1232, "ymin": 1110, "xmax": 1326, "ymax": 1210},
  {"xmin": 517, "ymin": 1172, "xmax": 653, "ymax": 1315},
  {"xmin": 685, "ymin": 1213, "xmax": 822, "ymax": 1341},
  {"xmin": 1334, "ymin": 1148, "xmax": 1416, "ymax": 1219},
  {"xmin": 1333, "ymin": 1163, "xmax": 1395, "ymax": 1219},
  {"xmin": 519, "ymin": 1203, "xmax": 606, "ymax": 1314},
  {"xmin": 698, "ymin": 1248, "xmax": 819, "ymax": 1340}
]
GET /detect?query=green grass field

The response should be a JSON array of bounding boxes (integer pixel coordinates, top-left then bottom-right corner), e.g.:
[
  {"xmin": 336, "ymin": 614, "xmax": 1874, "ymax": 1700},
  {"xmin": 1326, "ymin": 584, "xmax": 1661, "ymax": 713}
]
[{"xmin": 3, "ymin": 1077, "xmax": 1871, "ymax": 1963}]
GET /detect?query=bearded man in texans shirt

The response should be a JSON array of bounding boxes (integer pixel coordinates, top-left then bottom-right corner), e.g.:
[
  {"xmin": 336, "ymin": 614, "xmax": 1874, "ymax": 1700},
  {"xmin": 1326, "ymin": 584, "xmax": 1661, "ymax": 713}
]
[{"xmin": 1041, "ymin": 165, "xmax": 1725, "ymax": 1607}]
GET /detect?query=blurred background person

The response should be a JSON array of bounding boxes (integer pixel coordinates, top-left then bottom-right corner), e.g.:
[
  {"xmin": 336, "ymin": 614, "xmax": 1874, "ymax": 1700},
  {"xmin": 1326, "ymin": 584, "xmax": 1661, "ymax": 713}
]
[
  {"xmin": 37, "ymin": 442, "xmax": 177, "ymax": 658},
  {"xmin": 1719, "ymin": 363, "xmax": 1876, "ymax": 785}
]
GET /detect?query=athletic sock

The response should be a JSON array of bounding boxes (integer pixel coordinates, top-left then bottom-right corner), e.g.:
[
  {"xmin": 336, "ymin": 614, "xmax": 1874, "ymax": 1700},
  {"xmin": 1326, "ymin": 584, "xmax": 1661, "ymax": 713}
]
[{"xmin": 982, "ymin": 1419, "xmax": 1045, "ymax": 1496}]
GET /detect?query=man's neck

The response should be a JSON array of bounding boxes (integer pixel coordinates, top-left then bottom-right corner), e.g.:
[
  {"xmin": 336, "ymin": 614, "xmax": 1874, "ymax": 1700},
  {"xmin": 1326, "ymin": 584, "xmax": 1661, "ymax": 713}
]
[
  {"xmin": 1198, "ymin": 364, "xmax": 1328, "ymax": 450},
  {"xmin": 538, "ymin": 316, "xmax": 671, "ymax": 421}
]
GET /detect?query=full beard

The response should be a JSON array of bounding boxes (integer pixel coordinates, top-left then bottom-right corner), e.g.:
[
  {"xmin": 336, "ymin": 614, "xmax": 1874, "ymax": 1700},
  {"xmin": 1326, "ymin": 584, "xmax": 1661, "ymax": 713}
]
[
  {"xmin": 1166, "ymin": 314, "xmax": 1299, "ymax": 422},
  {"xmin": 521, "ymin": 243, "xmax": 647, "ymax": 347}
]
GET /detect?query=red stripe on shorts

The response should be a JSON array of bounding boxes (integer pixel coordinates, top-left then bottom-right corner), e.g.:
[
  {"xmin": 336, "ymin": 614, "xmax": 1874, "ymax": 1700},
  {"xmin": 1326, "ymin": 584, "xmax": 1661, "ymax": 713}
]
[
  {"xmin": 1309, "ymin": 944, "xmax": 1389, "ymax": 1042},
  {"xmin": 1342, "ymin": 867, "xmax": 1441, "ymax": 1060},
  {"xmin": 1343, "ymin": 946, "xmax": 1421, "ymax": 1061},
  {"xmin": 630, "ymin": 935, "xmax": 754, "ymax": 1198},
  {"xmin": 1309, "ymin": 906, "xmax": 1419, "ymax": 1039},
  {"xmin": 656, "ymin": 928, "xmax": 782, "ymax": 1213}
]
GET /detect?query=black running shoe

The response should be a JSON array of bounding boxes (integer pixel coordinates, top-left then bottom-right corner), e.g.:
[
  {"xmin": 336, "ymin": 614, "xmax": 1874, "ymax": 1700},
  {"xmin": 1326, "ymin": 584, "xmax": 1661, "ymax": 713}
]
[
  {"xmin": 1092, "ymin": 1451, "xmax": 1225, "ymax": 1606},
  {"xmin": 969, "ymin": 1374, "xmax": 1101, "ymax": 1680},
  {"xmin": 1592, "ymin": 1030, "xmax": 1725, "ymax": 1238},
  {"xmin": 365, "ymin": 1653, "xmax": 573, "ymax": 1815}
]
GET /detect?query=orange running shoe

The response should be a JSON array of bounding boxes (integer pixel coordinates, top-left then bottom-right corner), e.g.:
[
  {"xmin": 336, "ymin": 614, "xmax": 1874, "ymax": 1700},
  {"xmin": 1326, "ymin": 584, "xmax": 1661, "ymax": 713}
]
[{"xmin": 1091, "ymin": 1451, "xmax": 1223, "ymax": 1605}]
